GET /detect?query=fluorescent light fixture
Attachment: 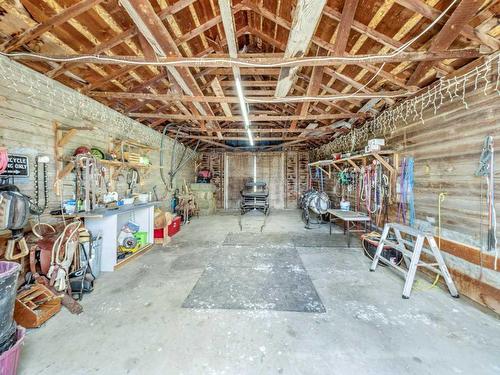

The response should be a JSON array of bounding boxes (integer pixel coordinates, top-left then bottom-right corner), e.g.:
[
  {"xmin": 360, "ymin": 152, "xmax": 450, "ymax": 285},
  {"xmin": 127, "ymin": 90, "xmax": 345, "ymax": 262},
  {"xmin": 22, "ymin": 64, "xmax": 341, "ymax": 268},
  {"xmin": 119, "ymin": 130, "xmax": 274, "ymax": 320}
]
[
  {"xmin": 235, "ymin": 77, "xmax": 253, "ymax": 145},
  {"xmin": 247, "ymin": 128, "xmax": 254, "ymax": 146},
  {"xmin": 235, "ymin": 77, "xmax": 250, "ymax": 126}
]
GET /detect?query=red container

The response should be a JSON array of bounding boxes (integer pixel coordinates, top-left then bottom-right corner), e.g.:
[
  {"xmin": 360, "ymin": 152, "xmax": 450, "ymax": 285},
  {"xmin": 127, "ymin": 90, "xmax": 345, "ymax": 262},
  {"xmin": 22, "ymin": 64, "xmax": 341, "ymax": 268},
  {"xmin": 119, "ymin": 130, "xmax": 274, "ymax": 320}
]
[
  {"xmin": 0, "ymin": 326, "xmax": 26, "ymax": 375},
  {"xmin": 154, "ymin": 228, "xmax": 164, "ymax": 239},
  {"xmin": 167, "ymin": 216, "xmax": 181, "ymax": 237}
]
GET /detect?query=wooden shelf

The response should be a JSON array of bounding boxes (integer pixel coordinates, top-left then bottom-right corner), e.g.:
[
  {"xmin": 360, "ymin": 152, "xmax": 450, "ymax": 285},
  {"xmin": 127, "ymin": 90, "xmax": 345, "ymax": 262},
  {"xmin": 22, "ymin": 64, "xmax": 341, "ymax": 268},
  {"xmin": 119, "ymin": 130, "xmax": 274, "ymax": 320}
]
[
  {"xmin": 61, "ymin": 156, "xmax": 151, "ymax": 170},
  {"xmin": 114, "ymin": 243, "xmax": 154, "ymax": 270},
  {"xmin": 309, "ymin": 151, "xmax": 397, "ymax": 173},
  {"xmin": 112, "ymin": 139, "xmax": 158, "ymax": 152},
  {"xmin": 99, "ymin": 159, "xmax": 151, "ymax": 169}
]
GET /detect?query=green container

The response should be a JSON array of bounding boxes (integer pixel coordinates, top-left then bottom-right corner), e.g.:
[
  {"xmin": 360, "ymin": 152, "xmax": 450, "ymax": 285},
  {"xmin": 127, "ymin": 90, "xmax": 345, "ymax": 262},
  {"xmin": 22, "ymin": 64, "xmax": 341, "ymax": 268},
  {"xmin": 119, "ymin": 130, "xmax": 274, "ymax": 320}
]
[{"xmin": 133, "ymin": 231, "xmax": 148, "ymax": 246}]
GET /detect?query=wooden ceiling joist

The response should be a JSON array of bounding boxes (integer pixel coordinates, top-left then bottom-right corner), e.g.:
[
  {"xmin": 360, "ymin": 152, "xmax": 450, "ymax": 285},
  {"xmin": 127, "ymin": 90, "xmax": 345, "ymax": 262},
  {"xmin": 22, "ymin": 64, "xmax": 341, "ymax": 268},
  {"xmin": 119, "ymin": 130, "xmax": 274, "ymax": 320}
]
[
  {"xmin": 12, "ymin": 49, "xmax": 484, "ymax": 67},
  {"xmin": 407, "ymin": 0, "xmax": 485, "ymax": 86},
  {"xmin": 119, "ymin": 0, "xmax": 220, "ymax": 136},
  {"xmin": 333, "ymin": 0, "xmax": 360, "ymax": 56},
  {"xmin": 88, "ymin": 90, "xmax": 409, "ymax": 103},
  {"xmin": 274, "ymin": 0, "xmax": 327, "ymax": 97},
  {"xmin": 128, "ymin": 113, "xmax": 366, "ymax": 121},
  {"xmin": 395, "ymin": 0, "xmax": 499, "ymax": 51},
  {"xmin": 2, "ymin": 0, "xmax": 104, "ymax": 53},
  {"xmin": 0, "ymin": 0, "xmax": 496, "ymax": 150}
]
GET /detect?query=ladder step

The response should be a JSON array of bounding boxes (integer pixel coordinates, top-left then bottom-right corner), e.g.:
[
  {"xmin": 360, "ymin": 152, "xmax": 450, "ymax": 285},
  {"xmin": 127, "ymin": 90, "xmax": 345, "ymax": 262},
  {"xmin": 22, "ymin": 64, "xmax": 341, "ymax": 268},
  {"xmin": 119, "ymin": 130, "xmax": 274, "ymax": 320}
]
[
  {"xmin": 377, "ymin": 256, "xmax": 408, "ymax": 275},
  {"xmin": 381, "ymin": 238, "xmax": 435, "ymax": 257}
]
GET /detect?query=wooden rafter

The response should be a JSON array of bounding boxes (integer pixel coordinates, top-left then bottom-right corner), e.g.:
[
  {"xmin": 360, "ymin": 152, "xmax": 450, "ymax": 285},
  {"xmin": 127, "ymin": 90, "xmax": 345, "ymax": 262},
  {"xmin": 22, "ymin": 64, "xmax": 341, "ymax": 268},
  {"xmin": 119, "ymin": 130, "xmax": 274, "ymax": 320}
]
[
  {"xmin": 395, "ymin": 0, "xmax": 499, "ymax": 51},
  {"xmin": 2, "ymin": 0, "xmax": 104, "ymax": 53},
  {"xmin": 119, "ymin": 0, "xmax": 219, "ymax": 135},
  {"xmin": 128, "ymin": 113, "xmax": 366, "ymax": 121},
  {"xmin": 333, "ymin": 0, "xmax": 360, "ymax": 56},
  {"xmin": 407, "ymin": 0, "xmax": 484, "ymax": 86},
  {"xmin": 11, "ymin": 49, "xmax": 483, "ymax": 67},
  {"xmin": 88, "ymin": 90, "xmax": 409, "ymax": 103},
  {"xmin": 274, "ymin": 0, "xmax": 326, "ymax": 97},
  {"xmin": 0, "ymin": 0, "xmax": 496, "ymax": 150}
]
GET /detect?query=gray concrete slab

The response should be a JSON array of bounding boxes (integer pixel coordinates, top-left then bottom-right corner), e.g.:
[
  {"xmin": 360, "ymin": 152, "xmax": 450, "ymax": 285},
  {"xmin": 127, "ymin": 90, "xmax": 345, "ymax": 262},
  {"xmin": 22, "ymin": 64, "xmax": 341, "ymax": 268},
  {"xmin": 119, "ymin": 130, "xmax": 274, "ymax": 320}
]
[{"xmin": 18, "ymin": 210, "xmax": 500, "ymax": 375}]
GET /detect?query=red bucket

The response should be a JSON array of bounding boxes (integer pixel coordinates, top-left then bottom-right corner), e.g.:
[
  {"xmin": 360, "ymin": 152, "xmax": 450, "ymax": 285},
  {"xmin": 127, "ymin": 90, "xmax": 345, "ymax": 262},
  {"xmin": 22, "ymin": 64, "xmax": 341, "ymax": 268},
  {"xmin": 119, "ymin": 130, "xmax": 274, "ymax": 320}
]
[{"xmin": 0, "ymin": 326, "xmax": 26, "ymax": 375}]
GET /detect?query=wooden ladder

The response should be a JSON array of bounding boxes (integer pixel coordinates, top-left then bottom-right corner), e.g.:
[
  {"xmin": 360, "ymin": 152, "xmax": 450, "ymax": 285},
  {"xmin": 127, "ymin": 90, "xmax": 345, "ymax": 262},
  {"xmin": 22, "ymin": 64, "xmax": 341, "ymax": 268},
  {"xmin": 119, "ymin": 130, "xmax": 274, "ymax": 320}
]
[{"xmin": 370, "ymin": 222, "xmax": 459, "ymax": 299}]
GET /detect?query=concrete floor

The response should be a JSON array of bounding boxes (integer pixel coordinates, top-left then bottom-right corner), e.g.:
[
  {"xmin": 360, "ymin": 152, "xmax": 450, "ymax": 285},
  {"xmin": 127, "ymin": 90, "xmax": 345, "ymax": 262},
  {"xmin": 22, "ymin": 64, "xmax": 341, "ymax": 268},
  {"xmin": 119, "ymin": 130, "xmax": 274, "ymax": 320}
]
[{"xmin": 19, "ymin": 210, "xmax": 500, "ymax": 375}]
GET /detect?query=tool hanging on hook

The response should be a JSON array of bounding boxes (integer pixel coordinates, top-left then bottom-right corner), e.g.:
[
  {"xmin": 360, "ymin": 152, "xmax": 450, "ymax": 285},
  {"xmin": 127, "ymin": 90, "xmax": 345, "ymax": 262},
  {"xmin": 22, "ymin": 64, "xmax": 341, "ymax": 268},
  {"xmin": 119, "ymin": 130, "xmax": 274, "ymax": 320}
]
[{"xmin": 34, "ymin": 155, "xmax": 50, "ymax": 214}]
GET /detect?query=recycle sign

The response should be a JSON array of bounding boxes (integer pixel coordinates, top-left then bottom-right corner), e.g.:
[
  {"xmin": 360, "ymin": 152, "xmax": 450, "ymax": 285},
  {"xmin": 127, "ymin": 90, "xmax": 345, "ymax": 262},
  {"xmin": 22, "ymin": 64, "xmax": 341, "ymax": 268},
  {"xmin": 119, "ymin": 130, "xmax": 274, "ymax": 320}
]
[{"xmin": 2, "ymin": 154, "xmax": 30, "ymax": 178}]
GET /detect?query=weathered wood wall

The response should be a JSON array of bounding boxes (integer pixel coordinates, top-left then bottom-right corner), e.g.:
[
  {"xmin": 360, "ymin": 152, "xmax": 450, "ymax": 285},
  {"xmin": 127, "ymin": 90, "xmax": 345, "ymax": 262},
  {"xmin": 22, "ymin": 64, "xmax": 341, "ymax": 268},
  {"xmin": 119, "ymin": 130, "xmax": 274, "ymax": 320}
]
[
  {"xmin": 0, "ymin": 56, "xmax": 196, "ymax": 220},
  {"xmin": 224, "ymin": 152, "xmax": 254, "ymax": 209},
  {"xmin": 203, "ymin": 151, "xmax": 309, "ymax": 209},
  {"xmin": 389, "ymin": 76, "xmax": 500, "ymax": 313},
  {"xmin": 315, "ymin": 70, "xmax": 500, "ymax": 313}
]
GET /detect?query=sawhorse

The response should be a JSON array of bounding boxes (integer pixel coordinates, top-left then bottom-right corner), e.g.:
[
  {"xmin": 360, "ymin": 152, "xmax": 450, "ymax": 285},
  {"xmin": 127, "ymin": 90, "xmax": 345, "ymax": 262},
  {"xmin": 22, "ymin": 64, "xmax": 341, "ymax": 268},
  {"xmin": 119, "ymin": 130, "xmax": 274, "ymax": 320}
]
[{"xmin": 370, "ymin": 222, "xmax": 459, "ymax": 299}]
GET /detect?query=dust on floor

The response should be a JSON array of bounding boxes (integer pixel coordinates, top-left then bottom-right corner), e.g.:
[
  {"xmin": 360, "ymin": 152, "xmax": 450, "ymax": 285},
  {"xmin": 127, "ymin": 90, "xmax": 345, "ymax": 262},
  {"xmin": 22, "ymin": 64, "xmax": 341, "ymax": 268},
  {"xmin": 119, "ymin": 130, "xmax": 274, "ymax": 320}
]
[{"xmin": 18, "ymin": 210, "xmax": 500, "ymax": 375}]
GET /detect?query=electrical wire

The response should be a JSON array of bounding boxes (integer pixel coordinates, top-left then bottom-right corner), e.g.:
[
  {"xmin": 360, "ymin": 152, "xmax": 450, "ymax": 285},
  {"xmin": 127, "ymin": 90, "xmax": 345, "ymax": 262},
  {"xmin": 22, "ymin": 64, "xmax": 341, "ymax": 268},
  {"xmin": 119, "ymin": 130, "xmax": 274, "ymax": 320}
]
[{"xmin": 0, "ymin": 0, "xmax": 458, "ymax": 70}]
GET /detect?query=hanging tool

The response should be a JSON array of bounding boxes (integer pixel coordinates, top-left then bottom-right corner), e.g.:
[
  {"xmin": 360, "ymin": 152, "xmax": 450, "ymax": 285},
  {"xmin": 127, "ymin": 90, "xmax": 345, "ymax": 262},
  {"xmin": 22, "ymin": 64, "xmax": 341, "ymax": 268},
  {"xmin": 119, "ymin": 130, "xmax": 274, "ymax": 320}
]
[
  {"xmin": 34, "ymin": 155, "xmax": 50, "ymax": 214},
  {"xmin": 475, "ymin": 136, "xmax": 497, "ymax": 269},
  {"xmin": 126, "ymin": 168, "xmax": 139, "ymax": 196}
]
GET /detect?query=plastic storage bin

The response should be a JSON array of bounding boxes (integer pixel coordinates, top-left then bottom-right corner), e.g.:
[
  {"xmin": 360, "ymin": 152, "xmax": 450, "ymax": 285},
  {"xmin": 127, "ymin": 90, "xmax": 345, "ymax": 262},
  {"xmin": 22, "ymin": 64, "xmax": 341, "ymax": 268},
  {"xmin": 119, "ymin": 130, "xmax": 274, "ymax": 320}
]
[
  {"xmin": 167, "ymin": 216, "xmax": 181, "ymax": 237},
  {"xmin": 133, "ymin": 231, "xmax": 148, "ymax": 246},
  {"xmin": 154, "ymin": 228, "xmax": 164, "ymax": 240},
  {"xmin": 0, "ymin": 326, "xmax": 25, "ymax": 375}
]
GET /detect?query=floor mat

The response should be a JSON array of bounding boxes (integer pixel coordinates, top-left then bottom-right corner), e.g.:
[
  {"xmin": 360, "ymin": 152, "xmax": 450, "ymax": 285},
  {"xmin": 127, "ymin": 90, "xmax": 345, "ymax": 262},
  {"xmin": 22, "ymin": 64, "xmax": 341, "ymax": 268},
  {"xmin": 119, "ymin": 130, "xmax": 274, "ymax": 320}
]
[{"xmin": 182, "ymin": 247, "xmax": 325, "ymax": 313}]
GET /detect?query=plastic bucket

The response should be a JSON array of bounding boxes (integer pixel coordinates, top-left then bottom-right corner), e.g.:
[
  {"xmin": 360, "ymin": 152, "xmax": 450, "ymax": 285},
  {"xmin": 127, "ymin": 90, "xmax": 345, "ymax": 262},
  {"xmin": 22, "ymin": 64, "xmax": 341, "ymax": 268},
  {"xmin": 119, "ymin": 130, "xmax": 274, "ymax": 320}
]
[
  {"xmin": 0, "ymin": 262, "xmax": 20, "ymax": 352},
  {"xmin": 0, "ymin": 326, "xmax": 26, "ymax": 375},
  {"xmin": 133, "ymin": 231, "xmax": 148, "ymax": 246}
]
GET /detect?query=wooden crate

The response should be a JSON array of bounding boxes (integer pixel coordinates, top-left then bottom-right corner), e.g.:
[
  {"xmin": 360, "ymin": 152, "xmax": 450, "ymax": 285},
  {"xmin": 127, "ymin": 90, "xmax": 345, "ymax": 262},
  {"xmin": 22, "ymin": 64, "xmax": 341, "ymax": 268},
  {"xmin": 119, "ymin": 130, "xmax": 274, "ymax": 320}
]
[{"xmin": 14, "ymin": 284, "xmax": 62, "ymax": 328}]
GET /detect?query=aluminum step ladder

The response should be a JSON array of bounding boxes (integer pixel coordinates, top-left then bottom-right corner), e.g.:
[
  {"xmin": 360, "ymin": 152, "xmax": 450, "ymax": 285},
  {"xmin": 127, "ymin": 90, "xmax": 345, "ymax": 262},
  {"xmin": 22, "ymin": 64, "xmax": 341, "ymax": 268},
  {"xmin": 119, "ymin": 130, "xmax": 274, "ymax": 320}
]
[{"xmin": 370, "ymin": 222, "xmax": 459, "ymax": 299}]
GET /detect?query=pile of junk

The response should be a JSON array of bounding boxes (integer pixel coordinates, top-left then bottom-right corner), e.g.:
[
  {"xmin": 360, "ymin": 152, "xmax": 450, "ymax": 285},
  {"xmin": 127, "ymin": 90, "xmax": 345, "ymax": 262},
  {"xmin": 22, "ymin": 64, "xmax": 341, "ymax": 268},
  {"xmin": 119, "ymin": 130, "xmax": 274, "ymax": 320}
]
[{"xmin": 0, "ymin": 156, "xmax": 100, "ymax": 374}]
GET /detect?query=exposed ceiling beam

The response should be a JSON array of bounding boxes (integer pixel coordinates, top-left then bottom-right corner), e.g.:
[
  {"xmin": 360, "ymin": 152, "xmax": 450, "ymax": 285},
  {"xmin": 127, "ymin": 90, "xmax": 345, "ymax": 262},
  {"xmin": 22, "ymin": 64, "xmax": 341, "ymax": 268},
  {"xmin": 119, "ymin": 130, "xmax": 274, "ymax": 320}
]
[
  {"xmin": 274, "ymin": 0, "xmax": 326, "ymax": 97},
  {"xmin": 290, "ymin": 66, "xmax": 324, "ymax": 130},
  {"xmin": 46, "ymin": 0, "xmax": 199, "ymax": 78},
  {"xmin": 11, "ymin": 49, "xmax": 484, "ymax": 67},
  {"xmin": 333, "ymin": 0, "xmax": 360, "ymax": 56},
  {"xmin": 395, "ymin": 0, "xmax": 499, "ymax": 51},
  {"xmin": 407, "ymin": 0, "xmax": 484, "ymax": 86},
  {"xmin": 128, "ymin": 113, "xmax": 367, "ymax": 121},
  {"xmin": 177, "ymin": 135, "xmax": 302, "ymax": 141},
  {"xmin": 119, "ymin": 0, "xmax": 219, "ymax": 135},
  {"xmin": 217, "ymin": 0, "xmax": 243, "ymax": 129},
  {"xmin": 211, "ymin": 77, "xmax": 233, "ymax": 116},
  {"xmin": 2, "ymin": 0, "xmax": 104, "ymax": 53},
  {"xmin": 240, "ymin": 4, "xmax": 459, "ymax": 89},
  {"xmin": 173, "ymin": 127, "xmax": 338, "ymax": 134},
  {"xmin": 88, "ymin": 90, "xmax": 409, "ymax": 103}
]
